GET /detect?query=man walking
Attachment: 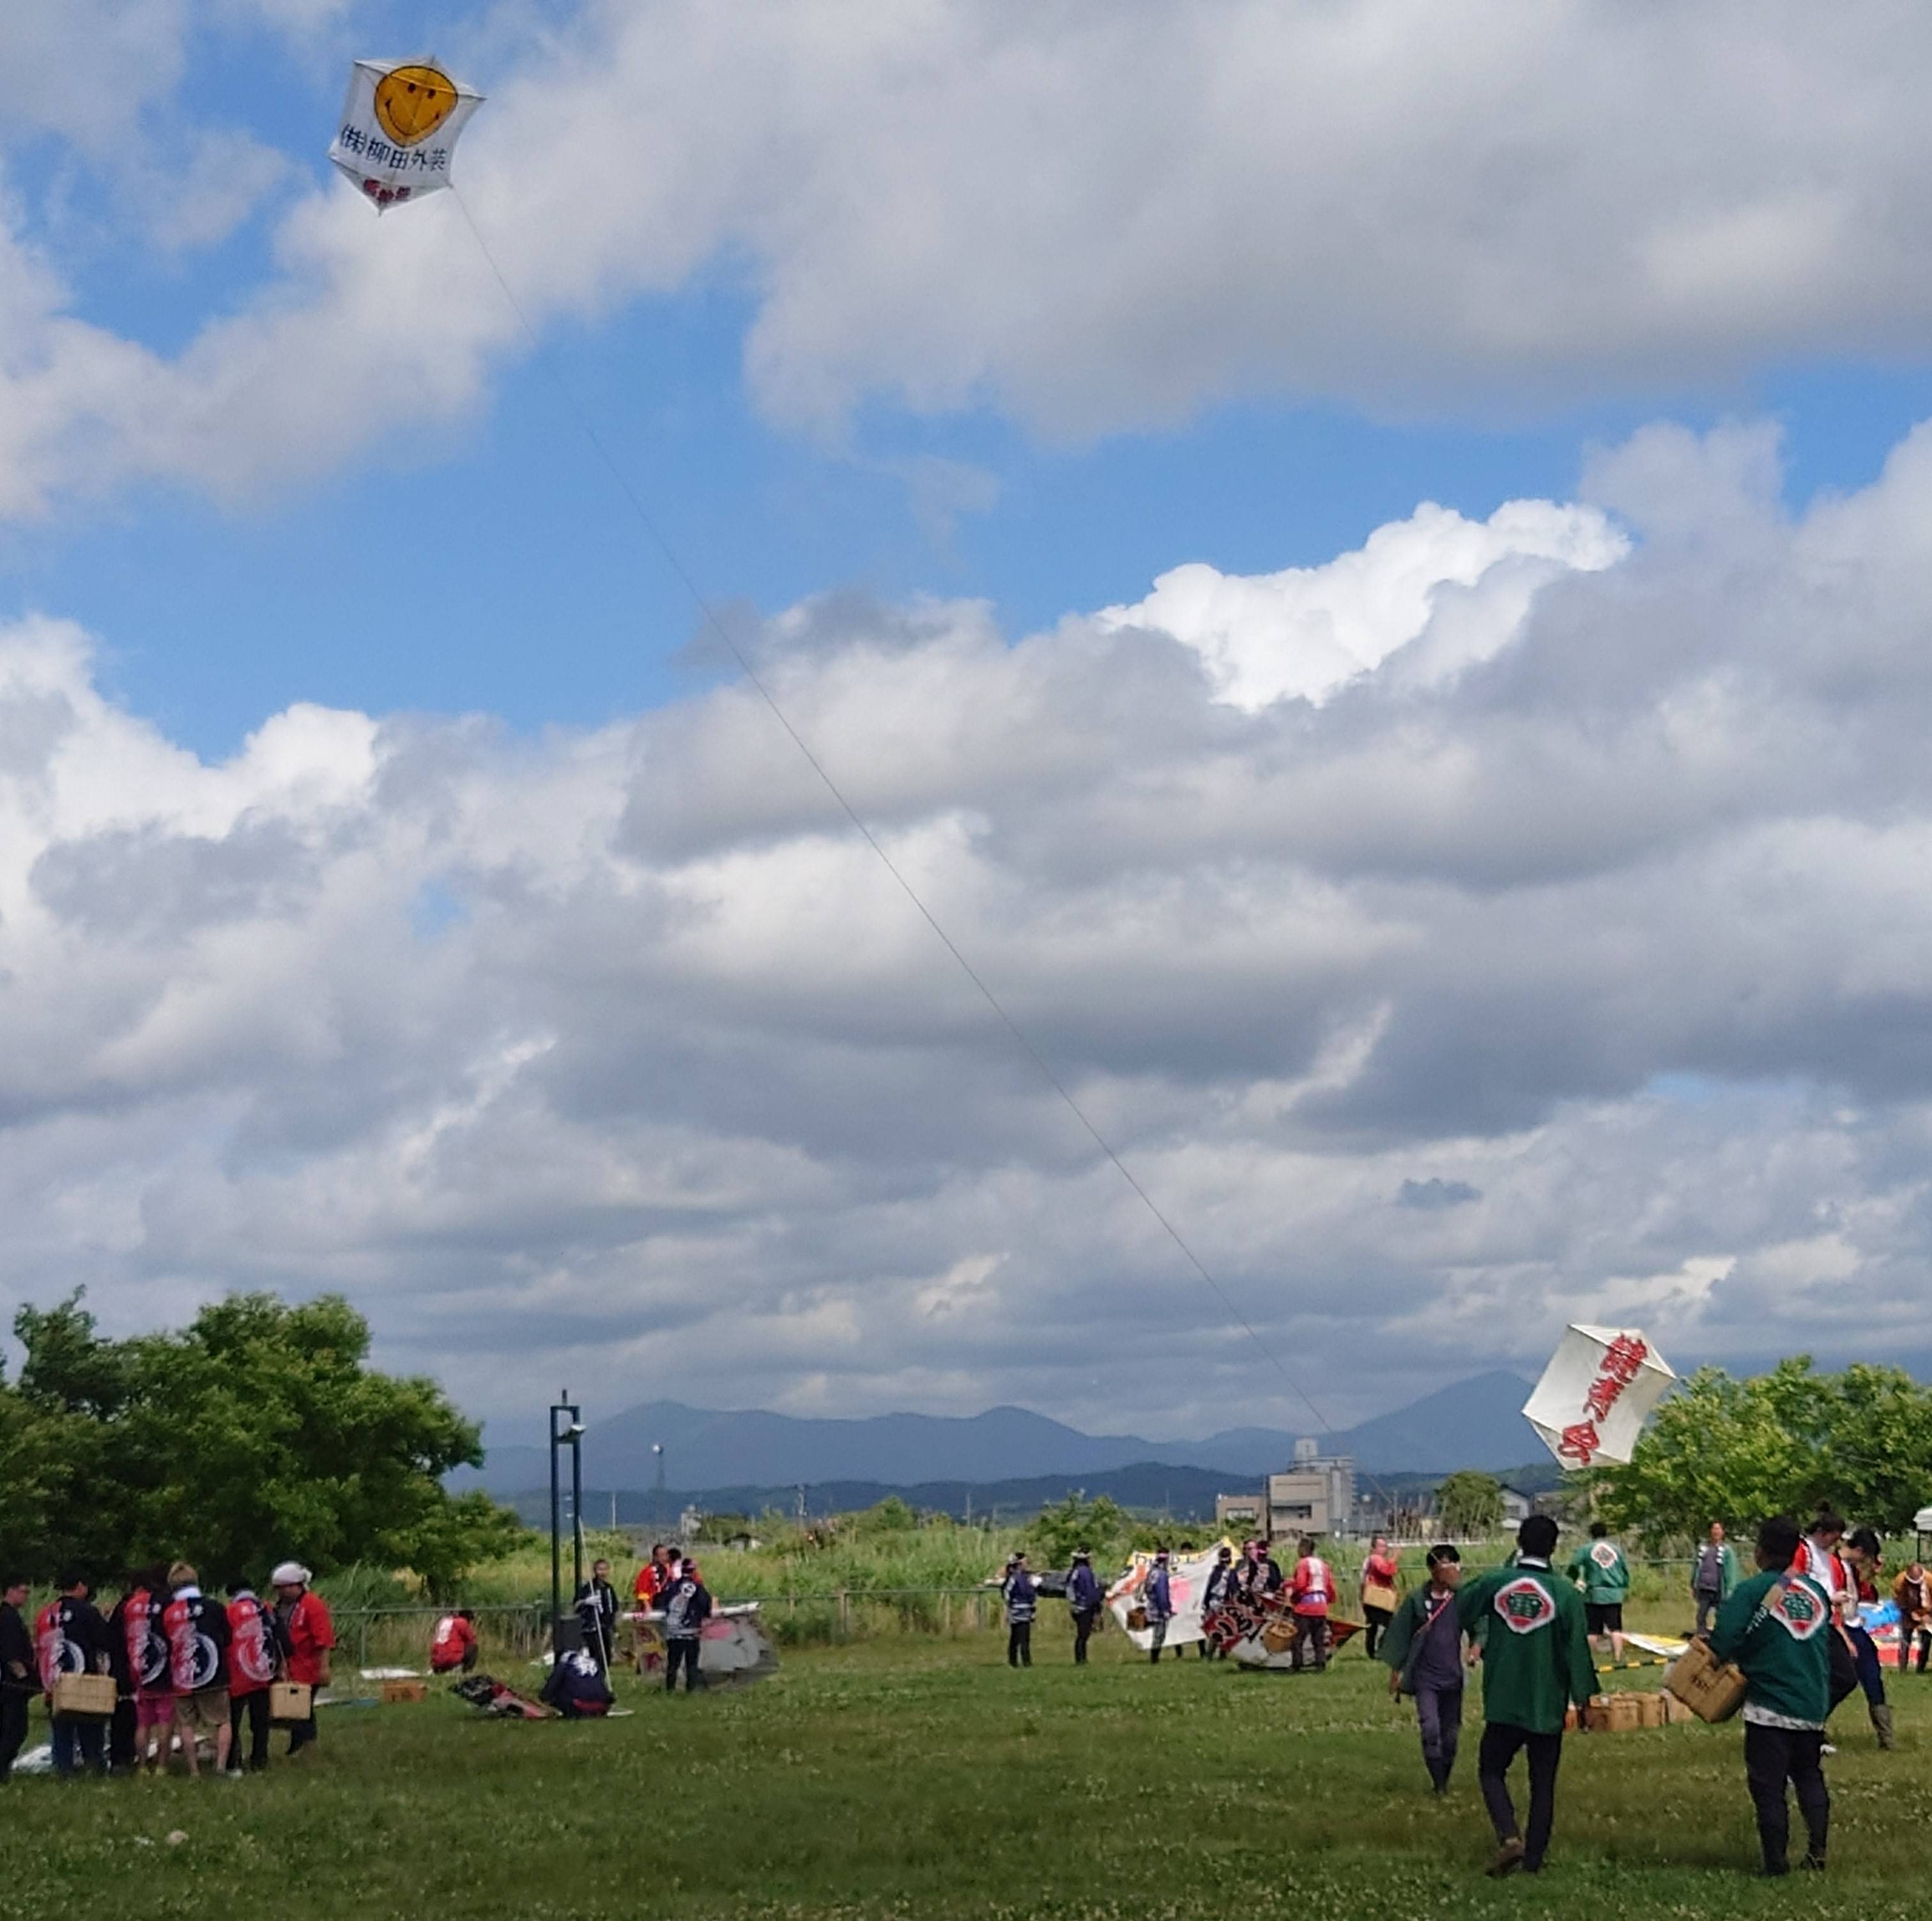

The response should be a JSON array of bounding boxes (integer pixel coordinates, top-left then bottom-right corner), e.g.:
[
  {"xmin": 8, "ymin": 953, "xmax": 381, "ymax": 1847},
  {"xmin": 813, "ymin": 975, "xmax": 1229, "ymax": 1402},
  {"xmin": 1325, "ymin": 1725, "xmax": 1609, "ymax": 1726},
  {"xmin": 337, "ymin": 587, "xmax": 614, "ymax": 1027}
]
[
  {"xmin": 1143, "ymin": 1550, "xmax": 1174, "ymax": 1662},
  {"xmin": 1067, "ymin": 1549, "xmax": 1103, "ymax": 1664},
  {"xmin": 0, "ymin": 1573, "xmax": 32, "ymax": 1782},
  {"xmin": 1691, "ymin": 1522, "xmax": 1738, "ymax": 1635},
  {"xmin": 1708, "ymin": 1515, "xmax": 1832, "ymax": 1875},
  {"xmin": 1566, "ymin": 1521, "xmax": 1630, "ymax": 1666},
  {"xmin": 1841, "ymin": 1528, "xmax": 1894, "ymax": 1750},
  {"xmin": 1457, "ymin": 1515, "xmax": 1597, "ymax": 1878},
  {"xmin": 1381, "ymin": 1543, "xmax": 1469, "ymax": 1795},
  {"xmin": 1001, "ymin": 1552, "xmax": 1038, "ymax": 1668}
]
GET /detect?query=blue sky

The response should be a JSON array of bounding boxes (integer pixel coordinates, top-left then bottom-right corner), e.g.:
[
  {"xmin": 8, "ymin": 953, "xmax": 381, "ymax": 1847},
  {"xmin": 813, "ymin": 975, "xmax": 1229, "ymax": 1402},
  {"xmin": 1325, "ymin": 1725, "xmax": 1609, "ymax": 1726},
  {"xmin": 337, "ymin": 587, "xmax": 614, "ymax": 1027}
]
[{"xmin": 10, "ymin": 4, "xmax": 1932, "ymax": 1432}]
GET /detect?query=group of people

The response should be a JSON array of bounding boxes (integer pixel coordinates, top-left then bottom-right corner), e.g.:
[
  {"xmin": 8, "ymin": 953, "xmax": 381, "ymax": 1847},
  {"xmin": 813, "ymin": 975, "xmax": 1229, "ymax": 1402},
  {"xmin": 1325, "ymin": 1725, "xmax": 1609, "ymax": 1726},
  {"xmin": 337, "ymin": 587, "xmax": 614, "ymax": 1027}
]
[
  {"xmin": 0, "ymin": 1560, "xmax": 335, "ymax": 1782},
  {"xmin": 1376, "ymin": 1507, "xmax": 1920, "ymax": 1879}
]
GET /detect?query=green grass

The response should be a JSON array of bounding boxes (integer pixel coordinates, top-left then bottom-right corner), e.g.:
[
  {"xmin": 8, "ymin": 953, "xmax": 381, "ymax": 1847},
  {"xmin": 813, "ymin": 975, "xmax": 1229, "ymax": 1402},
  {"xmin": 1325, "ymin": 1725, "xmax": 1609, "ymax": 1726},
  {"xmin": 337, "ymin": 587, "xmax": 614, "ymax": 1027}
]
[{"xmin": 5, "ymin": 1613, "xmax": 1928, "ymax": 1920}]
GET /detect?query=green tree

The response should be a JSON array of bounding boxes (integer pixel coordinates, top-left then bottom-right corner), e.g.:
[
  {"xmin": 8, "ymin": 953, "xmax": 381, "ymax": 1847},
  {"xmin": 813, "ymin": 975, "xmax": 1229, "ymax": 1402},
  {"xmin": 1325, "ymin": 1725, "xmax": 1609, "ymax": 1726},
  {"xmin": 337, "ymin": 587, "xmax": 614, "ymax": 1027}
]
[
  {"xmin": 1595, "ymin": 1357, "xmax": 1932, "ymax": 1545},
  {"xmin": 1024, "ymin": 1493, "xmax": 1127, "ymax": 1566},
  {"xmin": 2, "ymin": 1290, "xmax": 526, "ymax": 1592},
  {"xmin": 1436, "ymin": 1469, "xmax": 1504, "ymax": 1537}
]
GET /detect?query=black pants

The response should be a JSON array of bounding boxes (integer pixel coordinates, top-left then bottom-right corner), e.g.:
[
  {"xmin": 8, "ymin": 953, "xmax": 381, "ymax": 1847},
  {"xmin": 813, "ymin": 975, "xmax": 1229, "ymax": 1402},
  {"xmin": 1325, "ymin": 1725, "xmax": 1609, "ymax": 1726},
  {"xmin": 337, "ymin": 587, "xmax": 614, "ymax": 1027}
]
[
  {"xmin": 1148, "ymin": 1618, "xmax": 1168, "ymax": 1662},
  {"xmin": 1744, "ymin": 1721, "xmax": 1828, "ymax": 1872},
  {"xmin": 287, "ymin": 1714, "xmax": 318, "ymax": 1755},
  {"xmin": 109, "ymin": 1697, "xmax": 137, "ymax": 1773},
  {"xmin": 1292, "ymin": 1616, "xmax": 1331, "ymax": 1671},
  {"xmin": 1072, "ymin": 1611, "xmax": 1098, "ymax": 1664},
  {"xmin": 1415, "ymin": 1683, "xmax": 1462, "ymax": 1791},
  {"xmin": 0, "ymin": 1690, "xmax": 27, "ymax": 1780},
  {"xmin": 1007, "ymin": 1622, "xmax": 1032, "ymax": 1667},
  {"xmin": 51, "ymin": 1717, "xmax": 107, "ymax": 1776},
  {"xmin": 1478, "ymin": 1722, "xmax": 1563, "ymax": 1870},
  {"xmin": 230, "ymin": 1690, "xmax": 270, "ymax": 1770},
  {"xmin": 1363, "ymin": 1605, "xmax": 1392, "ymax": 1659},
  {"xmin": 1694, "ymin": 1591, "xmax": 1722, "ymax": 1634},
  {"xmin": 664, "ymin": 1638, "xmax": 703, "ymax": 1690},
  {"xmin": 1901, "ymin": 1626, "xmax": 1930, "ymax": 1672}
]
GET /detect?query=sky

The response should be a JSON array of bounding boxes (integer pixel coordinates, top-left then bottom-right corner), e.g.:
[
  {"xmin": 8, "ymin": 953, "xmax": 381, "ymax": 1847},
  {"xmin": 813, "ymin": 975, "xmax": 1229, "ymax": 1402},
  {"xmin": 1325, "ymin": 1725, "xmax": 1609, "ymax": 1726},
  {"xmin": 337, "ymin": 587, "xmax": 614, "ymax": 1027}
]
[{"xmin": 6, "ymin": 1, "xmax": 1932, "ymax": 1448}]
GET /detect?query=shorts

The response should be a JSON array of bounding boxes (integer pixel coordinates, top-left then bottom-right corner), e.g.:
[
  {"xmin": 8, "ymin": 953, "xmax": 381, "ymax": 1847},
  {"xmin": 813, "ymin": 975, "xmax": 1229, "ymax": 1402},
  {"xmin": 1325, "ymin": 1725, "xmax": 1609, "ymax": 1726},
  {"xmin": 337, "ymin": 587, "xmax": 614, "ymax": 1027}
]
[
  {"xmin": 136, "ymin": 1694, "xmax": 174, "ymax": 1730},
  {"xmin": 1586, "ymin": 1602, "xmax": 1623, "ymax": 1635},
  {"xmin": 174, "ymin": 1688, "xmax": 231, "ymax": 1733}
]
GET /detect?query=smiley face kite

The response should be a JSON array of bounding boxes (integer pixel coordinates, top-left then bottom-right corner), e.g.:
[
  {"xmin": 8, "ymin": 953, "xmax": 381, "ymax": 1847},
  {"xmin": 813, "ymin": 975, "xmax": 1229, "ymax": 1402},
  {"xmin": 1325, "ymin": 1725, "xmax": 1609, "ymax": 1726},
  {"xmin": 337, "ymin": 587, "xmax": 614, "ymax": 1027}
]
[{"xmin": 329, "ymin": 57, "xmax": 484, "ymax": 211}]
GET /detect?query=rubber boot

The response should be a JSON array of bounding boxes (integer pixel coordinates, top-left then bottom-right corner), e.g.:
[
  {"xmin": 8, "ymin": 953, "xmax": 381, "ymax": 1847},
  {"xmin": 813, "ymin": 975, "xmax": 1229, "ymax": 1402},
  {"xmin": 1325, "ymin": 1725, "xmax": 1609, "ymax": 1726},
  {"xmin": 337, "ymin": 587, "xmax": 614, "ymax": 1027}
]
[{"xmin": 1871, "ymin": 1701, "xmax": 1896, "ymax": 1751}]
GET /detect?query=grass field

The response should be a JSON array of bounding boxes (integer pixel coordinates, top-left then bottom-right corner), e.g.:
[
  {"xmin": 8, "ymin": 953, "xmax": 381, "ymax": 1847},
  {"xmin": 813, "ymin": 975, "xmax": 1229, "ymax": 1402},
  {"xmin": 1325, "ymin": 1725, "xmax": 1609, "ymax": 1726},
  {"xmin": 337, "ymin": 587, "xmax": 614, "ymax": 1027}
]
[{"xmin": 4, "ymin": 1610, "xmax": 1928, "ymax": 1920}]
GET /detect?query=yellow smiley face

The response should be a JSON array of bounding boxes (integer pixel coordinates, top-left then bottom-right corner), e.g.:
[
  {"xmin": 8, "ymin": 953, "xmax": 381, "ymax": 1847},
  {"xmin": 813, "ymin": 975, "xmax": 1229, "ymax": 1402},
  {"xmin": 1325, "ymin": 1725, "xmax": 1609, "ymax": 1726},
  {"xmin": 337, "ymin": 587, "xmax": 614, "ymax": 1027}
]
[{"xmin": 373, "ymin": 65, "xmax": 459, "ymax": 148}]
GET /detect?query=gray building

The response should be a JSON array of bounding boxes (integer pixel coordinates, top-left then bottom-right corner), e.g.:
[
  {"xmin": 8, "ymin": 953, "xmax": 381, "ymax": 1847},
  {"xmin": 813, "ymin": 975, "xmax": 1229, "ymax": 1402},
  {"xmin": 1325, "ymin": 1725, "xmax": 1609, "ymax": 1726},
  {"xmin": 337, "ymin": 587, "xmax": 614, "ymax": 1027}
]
[{"xmin": 1264, "ymin": 1437, "xmax": 1357, "ymax": 1541}]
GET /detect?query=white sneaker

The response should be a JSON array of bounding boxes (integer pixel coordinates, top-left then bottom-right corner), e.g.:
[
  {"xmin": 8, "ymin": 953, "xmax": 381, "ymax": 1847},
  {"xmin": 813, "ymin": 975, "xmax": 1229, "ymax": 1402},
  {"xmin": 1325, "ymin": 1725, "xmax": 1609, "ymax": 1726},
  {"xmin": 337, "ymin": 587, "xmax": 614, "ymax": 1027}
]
[{"xmin": 1820, "ymin": 1742, "xmax": 1837, "ymax": 1756}]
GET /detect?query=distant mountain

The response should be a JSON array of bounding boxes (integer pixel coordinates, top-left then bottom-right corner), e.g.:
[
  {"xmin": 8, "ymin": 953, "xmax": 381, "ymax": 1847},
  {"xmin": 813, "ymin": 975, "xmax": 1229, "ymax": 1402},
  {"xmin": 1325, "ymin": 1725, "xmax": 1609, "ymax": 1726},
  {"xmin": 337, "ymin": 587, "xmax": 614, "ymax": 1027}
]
[{"xmin": 452, "ymin": 1369, "xmax": 1544, "ymax": 1499}]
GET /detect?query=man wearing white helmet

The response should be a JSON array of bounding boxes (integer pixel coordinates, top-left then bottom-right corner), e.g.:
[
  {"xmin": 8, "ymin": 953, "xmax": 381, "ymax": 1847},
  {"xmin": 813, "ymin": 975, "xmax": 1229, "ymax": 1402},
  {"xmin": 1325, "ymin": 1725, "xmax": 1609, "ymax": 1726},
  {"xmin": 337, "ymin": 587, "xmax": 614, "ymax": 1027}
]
[{"xmin": 272, "ymin": 1563, "xmax": 334, "ymax": 1756}]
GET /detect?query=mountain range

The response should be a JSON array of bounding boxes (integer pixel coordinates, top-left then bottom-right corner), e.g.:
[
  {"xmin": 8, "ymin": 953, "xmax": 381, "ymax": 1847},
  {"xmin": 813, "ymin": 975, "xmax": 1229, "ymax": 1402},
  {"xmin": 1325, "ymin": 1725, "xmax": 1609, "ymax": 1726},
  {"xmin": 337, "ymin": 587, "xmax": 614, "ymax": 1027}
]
[{"xmin": 452, "ymin": 1368, "xmax": 1542, "ymax": 1499}]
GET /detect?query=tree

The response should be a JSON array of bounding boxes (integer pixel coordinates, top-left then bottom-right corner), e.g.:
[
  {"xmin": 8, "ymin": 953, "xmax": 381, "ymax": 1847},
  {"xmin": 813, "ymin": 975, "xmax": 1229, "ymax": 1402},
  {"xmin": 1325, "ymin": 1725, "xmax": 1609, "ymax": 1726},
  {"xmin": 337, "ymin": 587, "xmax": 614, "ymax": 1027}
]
[
  {"xmin": 1595, "ymin": 1357, "xmax": 1932, "ymax": 1546},
  {"xmin": 1436, "ymin": 1470, "xmax": 1504, "ymax": 1537},
  {"xmin": 1025, "ymin": 1492, "xmax": 1127, "ymax": 1566},
  {"xmin": 3, "ymin": 1290, "xmax": 527, "ymax": 1592}
]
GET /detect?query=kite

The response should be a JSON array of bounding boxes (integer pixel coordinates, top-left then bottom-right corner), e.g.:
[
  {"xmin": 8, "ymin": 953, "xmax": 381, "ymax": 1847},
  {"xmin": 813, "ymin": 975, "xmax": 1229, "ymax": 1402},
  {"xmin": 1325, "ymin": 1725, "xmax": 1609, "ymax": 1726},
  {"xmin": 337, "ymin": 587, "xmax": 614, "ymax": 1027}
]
[
  {"xmin": 329, "ymin": 59, "xmax": 484, "ymax": 210},
  {"xmin": 1522, "ymin": 1324, "xmax": 1675, "ymax": 1469}
]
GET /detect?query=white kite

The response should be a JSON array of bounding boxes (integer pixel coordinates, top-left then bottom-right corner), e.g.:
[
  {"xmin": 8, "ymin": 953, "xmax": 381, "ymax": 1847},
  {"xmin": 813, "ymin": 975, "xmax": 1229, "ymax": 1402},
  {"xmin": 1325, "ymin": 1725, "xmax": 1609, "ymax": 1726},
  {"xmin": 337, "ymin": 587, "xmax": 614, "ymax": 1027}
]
[
  {"xmin": 329, "ymin": 59, "xmax": 484, "ymax": 211},
  {"xmin": 1522, "ymin": 1324, "xmax": 1674, "ymax": 1469}
]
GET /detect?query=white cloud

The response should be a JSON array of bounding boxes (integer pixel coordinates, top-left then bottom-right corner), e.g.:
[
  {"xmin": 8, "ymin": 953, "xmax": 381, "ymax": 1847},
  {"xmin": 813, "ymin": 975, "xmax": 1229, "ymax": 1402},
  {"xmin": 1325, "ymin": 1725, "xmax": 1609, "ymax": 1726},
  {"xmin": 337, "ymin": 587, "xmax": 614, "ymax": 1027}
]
[
  {"xmin": 1097, "ymin": 500, "xmax": 1627, "ymax": 708},
  {"xmin": 11, "ymin": 7, "xmax": 1932, "ymax": 513},
  {"xmin": 5, "ymin": 424, "xmax": 1932, "ymax": 1429}
]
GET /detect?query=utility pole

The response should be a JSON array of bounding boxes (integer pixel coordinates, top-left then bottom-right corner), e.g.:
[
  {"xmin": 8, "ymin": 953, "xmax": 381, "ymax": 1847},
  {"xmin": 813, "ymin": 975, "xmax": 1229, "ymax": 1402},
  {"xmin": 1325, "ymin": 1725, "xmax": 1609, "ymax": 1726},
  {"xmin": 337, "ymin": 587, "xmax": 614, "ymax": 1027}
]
[
  {"xmin": 548, "ymin": 1390, "xmax": 584, "ymax": 1657},
  {"xmin": 652, "ymin": 1442, "xmax": 666, "ymax": 1536}
]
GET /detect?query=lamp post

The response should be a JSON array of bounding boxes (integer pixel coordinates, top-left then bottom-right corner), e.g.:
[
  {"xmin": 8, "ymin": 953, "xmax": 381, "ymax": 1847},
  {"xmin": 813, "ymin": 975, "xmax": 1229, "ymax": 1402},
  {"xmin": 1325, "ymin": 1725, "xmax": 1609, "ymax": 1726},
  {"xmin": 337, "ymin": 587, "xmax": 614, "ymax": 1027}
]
[{"xmin": 549, "ymin": 1392, "xmax": 585, "ymax": 1657}]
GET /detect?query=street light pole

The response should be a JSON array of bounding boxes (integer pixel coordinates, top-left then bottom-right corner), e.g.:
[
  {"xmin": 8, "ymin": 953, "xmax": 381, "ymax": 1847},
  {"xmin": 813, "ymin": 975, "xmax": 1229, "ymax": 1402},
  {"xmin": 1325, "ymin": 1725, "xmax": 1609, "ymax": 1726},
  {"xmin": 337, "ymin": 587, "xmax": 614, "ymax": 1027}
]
[{"xmin": 549, "ymin": 1391, "xmax": 583, "ymax": 1657}]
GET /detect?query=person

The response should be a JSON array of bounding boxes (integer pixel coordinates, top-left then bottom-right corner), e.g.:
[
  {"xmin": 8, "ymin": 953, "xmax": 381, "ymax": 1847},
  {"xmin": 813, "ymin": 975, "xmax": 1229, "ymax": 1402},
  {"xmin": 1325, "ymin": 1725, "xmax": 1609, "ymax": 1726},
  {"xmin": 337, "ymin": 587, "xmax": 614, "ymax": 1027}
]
[
  {"xmin": 1566, "ymin": 1521, "xmax": 1630, "ymax": 1666},
  {"xmin": 1199, "ymin": 1545, "xmax": 1236, "ymax": 1659},
  {"xmin": 431, "ymin": 1607, "xmax": 480, "ymax": 1674},
  {"xmin": 1379, "ymin": 1543, "xmax": 1470, "ymax": 1795},
  {"xmin": 1001, "ymin": 1552, "xmax": 1038, "ymax": 1668},
  {"xmin": 1289, "ymin": 1535, "xmax": 1335, "ymax": 1671},
  {"xmin": 38, "ymin": 1569, "xmax": 113, "ymax": 1778},
  {"xmin": 633, "ymin": 1547, "xmax": 668, "ymax": 1608},
  {"xmin": 103, "ymin": 1570, "xmax": 145, "ymax": 1774},
  {"xmin": 1143, "ymin": 1550, "xmax": 1174, "ymax": 1663},
  {"xmin": 1893, "ymin": 1558, "xmax": 1932, "ymax": 1674},
  {"xmin": 1708, "ymin": 1514, "xmax": 1832, "ymax": 1876},
  {"xmin": 1841, "ymin": 1528, "xmax": 1893, "ymax": 1750},
  {"xmin": 1360, "ymin": 1535, "xmax": 1401, "ymax": 1660},
  {"xmin": 272, "ymin": 1561, "xmax": 334, "ymax": 1756},
  {"xmin": 1691, "ymin": 1521, "xmax": 1738, "ymax": 1634},
  {"xmin": 226, "ymin": 1577, "xmax": 280, "ymax": 1773},
  {"xmin": 1236, "ymin": 1538, "xmax": 1282, "ymax": 1601},
  {"xmin": 540, "ymin": 1646, "xmax": 615, "ymax": 1718},
  {"xmin": 1, "ymin": 1573, "xmax": 32, "ymax": 1782},
  {"xmin": 662, "ymin": 1556, "xmax": 711, "ymax": 1692},
  {"xmin": 1456, "ymin": 1514, "xmax": 1597, "ymax": 1878},
  {"xmin": 1067, "ymin": 1549, "xmax": 1103, "ymax": 1664},
  {"xmin": 162, "ymin": 1561, "xmax": 232, "ymax": 1779},
  {"xmin": 576, "ymin": 1558, "xmax": 620, "ymax": 1672},
  {"xmin": 1797, "ymin": 1513, "xmax": 1859, "ymax": 1735}
]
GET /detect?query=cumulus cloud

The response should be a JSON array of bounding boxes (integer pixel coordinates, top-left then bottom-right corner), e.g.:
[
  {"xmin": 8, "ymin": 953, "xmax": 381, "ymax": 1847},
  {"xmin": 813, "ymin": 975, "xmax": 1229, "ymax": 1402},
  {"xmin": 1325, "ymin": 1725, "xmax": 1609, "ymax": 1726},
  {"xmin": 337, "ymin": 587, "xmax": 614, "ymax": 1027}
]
[
  {"xmin": 11, "ymin": 6, "xmax": 1932, "ymax": 511},
  {"xmin": 3, "ymin": 423, "xmax": 1932, "ymax": 1431}
]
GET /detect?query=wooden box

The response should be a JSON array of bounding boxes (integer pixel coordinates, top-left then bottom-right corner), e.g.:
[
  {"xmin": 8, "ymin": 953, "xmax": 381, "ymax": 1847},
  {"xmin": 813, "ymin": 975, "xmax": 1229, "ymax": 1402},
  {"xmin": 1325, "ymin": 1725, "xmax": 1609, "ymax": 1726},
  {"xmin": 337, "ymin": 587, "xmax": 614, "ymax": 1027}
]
[
  {"xmin": 1663, "ymin": 1639, "xmax": 1747, "ymax": 1723},
  {"xmin": 268, "ymin": 1681, "xmax": 314, "ymax": 1725},
  {"xmin": 381, "ymin": 1678, "xmax": 427, "ymax": 1704},
  {"xmin": 1583, "ymin": 1694, "xmax": 1614, "ymax": 1732},
  {"xmin": 50, "ymin": 1672, "xmax": 117, "ymax": 1720},
  {"xmin": 1604, "ymin": 1692, "xmax": 1644, "ymax": 1732},
  {"xmin": 1636, "ymin": 1691, "xmax": 1666, "ymax": 1728},
  {"xmin": 1660, "ymin": 1688, "xmax": 1700, "ymax": 1725}
]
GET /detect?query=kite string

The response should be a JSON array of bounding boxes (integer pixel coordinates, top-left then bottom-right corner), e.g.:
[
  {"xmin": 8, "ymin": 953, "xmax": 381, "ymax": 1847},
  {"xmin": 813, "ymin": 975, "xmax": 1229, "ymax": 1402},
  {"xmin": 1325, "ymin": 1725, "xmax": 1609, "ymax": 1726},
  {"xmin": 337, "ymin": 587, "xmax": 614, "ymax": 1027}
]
[{"xmin": 446, "ymin": 184, "xmax": 1390, "ymax": 1512}]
